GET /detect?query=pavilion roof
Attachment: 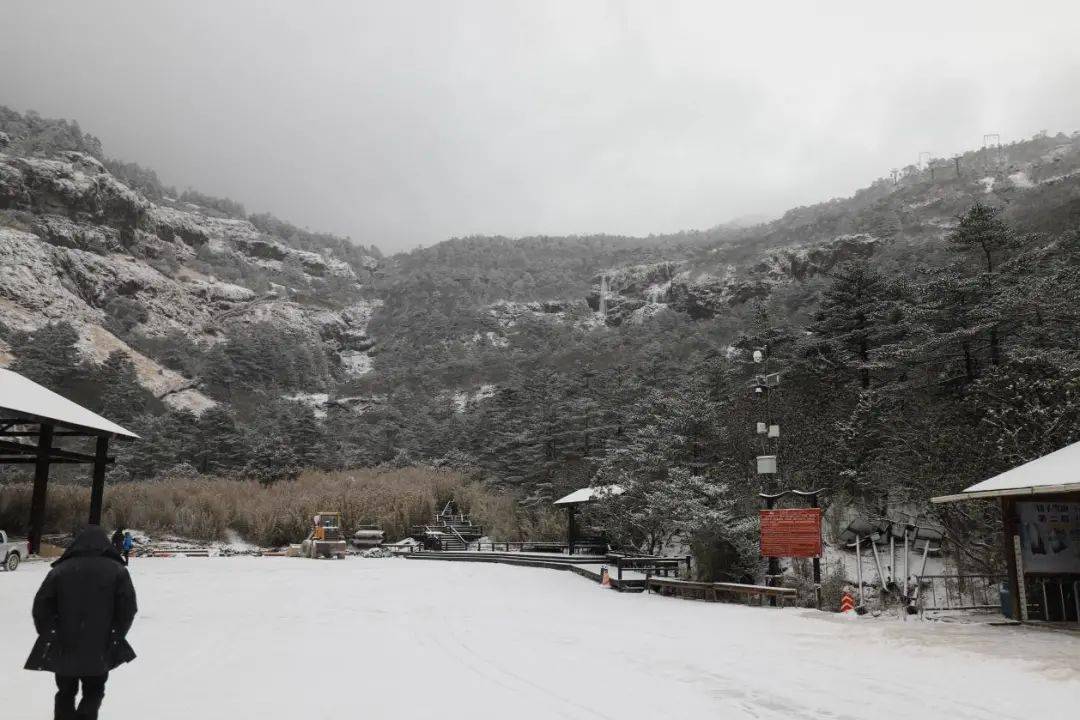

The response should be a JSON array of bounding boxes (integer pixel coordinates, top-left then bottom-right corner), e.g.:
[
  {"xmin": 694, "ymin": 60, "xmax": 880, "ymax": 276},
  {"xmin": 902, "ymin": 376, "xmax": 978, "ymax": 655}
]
[
  {"xmin": 932, "ymin": 441, "xmax": 1080, "ymax": 503},
  {"xmin": 553, "ymin": 485, "xmax": 624, "ymax": 506},
  {"xmin": 0, "ymin": 368, "xmax": 138, "ymax": 438}
]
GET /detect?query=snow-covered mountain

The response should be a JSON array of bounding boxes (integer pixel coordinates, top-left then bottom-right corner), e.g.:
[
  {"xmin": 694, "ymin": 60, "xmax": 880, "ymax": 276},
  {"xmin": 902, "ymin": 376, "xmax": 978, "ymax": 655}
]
[{"xmin": 3, "ymin": 106, "xmax": 1080, "ymax": 424}]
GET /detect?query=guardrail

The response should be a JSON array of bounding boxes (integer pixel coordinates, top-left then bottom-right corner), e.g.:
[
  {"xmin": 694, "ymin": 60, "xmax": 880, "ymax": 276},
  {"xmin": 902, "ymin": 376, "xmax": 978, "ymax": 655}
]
[
  {"xmin": 469, "ymin": 541, "xmax": 608, "ymax": 555},
  {"xmin": 410, "ymin": 525, "xmax": 485, "ymax": 538},
  {"xmin": 915, "ymin": 573, "xmax": 1005, "ymax": 612},
  {"xmin": 1029, "ymin": 576, "xmax": 1080, "ymax": 623},
  {"xmin": 647, "ymin": 577, "xmax": 797, "ymax": 607},
  {"xmin": 611, "ymin": 553, "xmax": 692, "ymax": 581}
]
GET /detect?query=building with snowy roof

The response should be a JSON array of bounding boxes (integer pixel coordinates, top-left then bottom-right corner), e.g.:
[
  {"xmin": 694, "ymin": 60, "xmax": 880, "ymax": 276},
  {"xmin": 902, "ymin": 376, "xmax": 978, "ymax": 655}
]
[{"xmin": 933, "ymin": 442, "xmax": 1080, "ymax": 624}]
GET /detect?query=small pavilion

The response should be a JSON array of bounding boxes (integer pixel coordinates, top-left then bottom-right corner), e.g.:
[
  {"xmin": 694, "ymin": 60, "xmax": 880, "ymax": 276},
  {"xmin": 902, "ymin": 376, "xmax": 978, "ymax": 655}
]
[
  {"xmin": 553, "ymin": 484, "xmax": 622, "ymax": 554},
  {"xmin": 0, "ymin": 368, "xmax": 138, "ymax": 554},
  {"xmin": 932, "ymin": 441, "xmax": 1080, "ymax": 624}
]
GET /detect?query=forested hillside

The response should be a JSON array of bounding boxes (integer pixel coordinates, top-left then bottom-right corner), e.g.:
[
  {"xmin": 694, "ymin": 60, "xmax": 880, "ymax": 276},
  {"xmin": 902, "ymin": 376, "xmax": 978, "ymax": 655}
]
[{"xmin": 3, "ymin": 106, "xmax": 1080, "ymax": 575}]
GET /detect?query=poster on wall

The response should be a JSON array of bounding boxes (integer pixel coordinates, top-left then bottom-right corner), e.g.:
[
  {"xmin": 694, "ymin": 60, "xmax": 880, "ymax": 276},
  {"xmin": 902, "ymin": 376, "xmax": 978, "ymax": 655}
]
[{"xmin": 1018, "ymin": 501, "xmax": 1080, "ymax": 574}]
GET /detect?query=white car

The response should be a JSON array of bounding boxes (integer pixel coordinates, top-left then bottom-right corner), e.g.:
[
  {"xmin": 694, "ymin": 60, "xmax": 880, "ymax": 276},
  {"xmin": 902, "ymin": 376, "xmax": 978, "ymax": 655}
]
[{"xmin": 1, "ymin": 530, "xmax": 28, "ymax": 571}]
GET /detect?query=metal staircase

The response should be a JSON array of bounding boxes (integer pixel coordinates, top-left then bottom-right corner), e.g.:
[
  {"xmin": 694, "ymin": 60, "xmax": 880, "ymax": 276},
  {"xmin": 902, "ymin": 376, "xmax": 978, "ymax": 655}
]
[{"xmin": 411, "ymin": 501, "xmax": 483, "ymax": 550}]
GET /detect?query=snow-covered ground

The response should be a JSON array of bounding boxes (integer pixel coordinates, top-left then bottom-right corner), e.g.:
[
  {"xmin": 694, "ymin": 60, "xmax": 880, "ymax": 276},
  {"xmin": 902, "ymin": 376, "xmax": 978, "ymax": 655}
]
[{"xmin": 2, "ymin": 558, "xmax": 1079, "ymax": 719}]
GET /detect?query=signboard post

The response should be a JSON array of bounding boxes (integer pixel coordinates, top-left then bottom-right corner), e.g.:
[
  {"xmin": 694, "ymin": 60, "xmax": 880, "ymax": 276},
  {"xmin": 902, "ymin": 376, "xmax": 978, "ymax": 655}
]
[{"xmin": 759, "ymin": 490, "xmax": 824, "ymax": 609}]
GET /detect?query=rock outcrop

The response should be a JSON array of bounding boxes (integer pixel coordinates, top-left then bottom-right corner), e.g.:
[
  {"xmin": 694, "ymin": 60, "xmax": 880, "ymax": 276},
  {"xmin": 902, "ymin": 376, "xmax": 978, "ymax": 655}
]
[
  {"xmin": 589, "ymin": 235, "xmax": 882, "ymax": 321},
  {"xmin": 0, "ymin": 152, "xmax": 147, "ymax": 229},
  {"xmin": 0, "ymin": 146, "xmax": 380, "ymax": 413}
]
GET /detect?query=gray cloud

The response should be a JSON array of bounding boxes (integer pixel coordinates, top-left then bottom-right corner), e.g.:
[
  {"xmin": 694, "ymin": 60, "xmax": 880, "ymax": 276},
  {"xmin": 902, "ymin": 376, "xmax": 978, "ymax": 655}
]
[{"xmin": 2, "ymin": 0, "xmax": 1078, "ymax": 252}]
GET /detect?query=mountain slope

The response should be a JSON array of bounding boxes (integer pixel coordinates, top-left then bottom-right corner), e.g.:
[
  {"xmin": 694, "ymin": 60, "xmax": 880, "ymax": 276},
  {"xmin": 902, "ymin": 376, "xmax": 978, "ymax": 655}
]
[{"xmin": 3, "ymin": 106, "xmax": 1080, "ymax": 494}]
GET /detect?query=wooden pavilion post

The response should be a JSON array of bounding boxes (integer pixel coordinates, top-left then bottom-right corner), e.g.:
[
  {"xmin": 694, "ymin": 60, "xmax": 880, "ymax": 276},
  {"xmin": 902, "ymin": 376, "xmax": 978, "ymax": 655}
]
[
  {"xmin": 1001, "ymin": 496, "xmax": 1022, "ymax": 620},
  {"xmin": 567, "ymin": 505, "xmax": 577, "ymax": 556},
  {"xmin": 28, "ymin": 423, "xmax": 54, "ymax": 555},
  {"xmin": 88, "ymin": 434, "xmax": 110, "ymax": 526}
]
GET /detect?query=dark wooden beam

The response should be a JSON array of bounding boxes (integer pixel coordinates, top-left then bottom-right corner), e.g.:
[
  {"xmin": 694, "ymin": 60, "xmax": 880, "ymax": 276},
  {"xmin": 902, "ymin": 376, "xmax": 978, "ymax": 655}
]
[
  {"xmin": 0, "ymin": 430, "xmax": 103, "ymax": 438},
  {"xmin": 0, "ymin": 439, "xmax": 111, "ymax": 464},
  {"xmin": 0, "ymin": 411, "xmax": 130, "ymax": 441},
  {"xmin": 0, "ymin": 457, "xmax": 94, "ymax": 464},
  {"xmin": 28, "ymin": 424, "xmax": 54, "ymax": 555},
  {"xmin": 1001, "ymin": 496, "xmax": 1022, "ymax": 621},
  {"xmin": 88, "ymin": 435, "xmax": 109, "ymax": 526}
]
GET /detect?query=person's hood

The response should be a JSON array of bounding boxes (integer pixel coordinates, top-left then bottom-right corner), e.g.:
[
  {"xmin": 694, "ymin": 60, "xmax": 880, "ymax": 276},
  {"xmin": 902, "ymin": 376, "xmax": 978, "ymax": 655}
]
[{"xmin": 53, "ymin": 525, "xmax": 125, "ymax": 567}]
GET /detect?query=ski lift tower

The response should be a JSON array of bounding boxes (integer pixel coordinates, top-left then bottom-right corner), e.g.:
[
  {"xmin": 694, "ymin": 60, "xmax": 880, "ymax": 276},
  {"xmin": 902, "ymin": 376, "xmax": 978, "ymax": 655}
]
[
  {"xmin": 918, "ymin": 152, "xmax": 932, "ymax": 171},
  {"xmin": 983, "ymin": 133, "xmax": 1003, "ymax": 168}
]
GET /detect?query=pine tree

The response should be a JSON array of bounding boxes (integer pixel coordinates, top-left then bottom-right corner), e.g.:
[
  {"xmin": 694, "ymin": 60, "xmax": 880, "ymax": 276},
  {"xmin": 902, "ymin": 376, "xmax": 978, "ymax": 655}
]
[
  {"xmin": 193, "ymin": 407, "xmax": 244, "ymax": 474},
  {"xmin": 97, "ymin": 350, "xmax": 145, "ymax": 423},
  {"xmin": 807, "ymin": 260, "xmax": 895, "ymax": 389},
  {"xmin": 881, "ymin": 204, "xmax": 1018, "ymax": 386},
  {"xmin": 9, "ymin": 321, "xmax": 81, "ymax": 390},
  {"xmin": 946, "ymin": 203, "xmax": 1013, "ymax": 367}
]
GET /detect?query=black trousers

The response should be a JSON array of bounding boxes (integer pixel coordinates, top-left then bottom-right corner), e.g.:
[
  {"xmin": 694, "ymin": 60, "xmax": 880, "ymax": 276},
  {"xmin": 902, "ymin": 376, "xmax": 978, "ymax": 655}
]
[{"xmin": 54, "ymin": 673, "xmax": 108, "ymax": 720}]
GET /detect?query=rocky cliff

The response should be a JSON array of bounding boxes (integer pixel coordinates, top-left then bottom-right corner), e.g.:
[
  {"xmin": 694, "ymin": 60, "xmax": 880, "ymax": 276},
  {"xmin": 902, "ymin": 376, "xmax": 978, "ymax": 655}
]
[{"xmin": 0, "ymin": 145, "xmax": 380, "ymax": 413}]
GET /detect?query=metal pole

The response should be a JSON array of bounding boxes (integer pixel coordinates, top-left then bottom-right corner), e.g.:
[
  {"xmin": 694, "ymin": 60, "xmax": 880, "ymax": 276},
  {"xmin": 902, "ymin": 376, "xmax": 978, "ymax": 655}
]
[
  {"xmin": 766, "ymin": 495, "xmax": 779, "ymax": 607},
  {"xmin": 903, "ymin": 528, "xmax": 910, "ymax": 600},
  {"xmin": 889, "ymin": 533, "xmax": 895, "ymax": 588},
  {"xmin": 910, "ymin": 539, "xmax": 931, "ymax": 613},
  {"xmin": 88, "ymin": 435, "xmax": 109, "ymax": 526},
  {"xmin": 28, "ymin": 423, "xmax": 55, "ymax": 555},
  {"xmin": 869, "ymin": 537, "xmax": 887, "ymax": 593},
  {"xmin": 855, "ymin": 535, "xmax": 865, "ymax": 606},
  {"xmin": 1074, "ymin": 580, "xmax": 1079, "ymax": 625},
  {"xmin": 811, "ymin": 493, "xmax": 822, "ymax": 610}
]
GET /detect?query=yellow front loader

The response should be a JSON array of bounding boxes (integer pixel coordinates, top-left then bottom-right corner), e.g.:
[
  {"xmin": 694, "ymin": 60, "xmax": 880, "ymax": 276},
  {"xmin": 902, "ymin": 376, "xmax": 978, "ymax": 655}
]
[{"xmin": 300, "ymin": 512, "xmax": 348, "ymax": 559}]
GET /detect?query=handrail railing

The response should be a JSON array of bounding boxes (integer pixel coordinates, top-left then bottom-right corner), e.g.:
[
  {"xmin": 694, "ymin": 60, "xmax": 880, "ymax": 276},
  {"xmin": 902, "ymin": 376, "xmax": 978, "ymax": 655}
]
[
  {"xmin": 447, "ymin": 525, "xmax": 469, "ymax": 547},
  {"xmin": 915, "ymin": 573, "xmax": 1005, "ymax": 613},
  {"xmin": 611, "ymin": 553, "xmax": 691, "ymax": 581}
]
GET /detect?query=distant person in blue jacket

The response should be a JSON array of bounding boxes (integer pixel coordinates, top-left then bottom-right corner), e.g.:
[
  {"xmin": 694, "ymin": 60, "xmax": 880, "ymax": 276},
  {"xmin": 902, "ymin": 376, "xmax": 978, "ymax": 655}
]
[{"xmin": 122, "ymin": 532, "xmax": 133, "ymax": 566}]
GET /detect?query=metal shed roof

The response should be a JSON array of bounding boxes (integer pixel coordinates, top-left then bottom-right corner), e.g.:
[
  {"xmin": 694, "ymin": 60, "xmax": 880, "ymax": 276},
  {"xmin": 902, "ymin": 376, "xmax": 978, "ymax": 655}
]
[
  {"xmin": 0, "ymin": 368, "xmax": 138, "ymax": 438},
  {"xmin": 932, "ymin": 441, "xmax": 1080, "ymax": 503},
  {"xmin": 553, "ymin": 485, "xmax": 624, "ymax": 505}
]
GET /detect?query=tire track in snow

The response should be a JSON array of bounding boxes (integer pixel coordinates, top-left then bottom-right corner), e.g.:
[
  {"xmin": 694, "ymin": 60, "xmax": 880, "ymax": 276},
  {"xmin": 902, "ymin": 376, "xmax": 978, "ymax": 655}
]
[{"xmin": 443, "ymin": 617, "xmax": 618, "ymax": 720}]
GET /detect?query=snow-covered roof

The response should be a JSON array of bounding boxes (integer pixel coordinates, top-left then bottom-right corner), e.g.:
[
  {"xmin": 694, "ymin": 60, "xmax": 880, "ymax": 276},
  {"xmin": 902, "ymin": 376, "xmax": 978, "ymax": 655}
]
[
  {"xmin": 932, "ymin": 441, "xmax": 1080, "ymax": 503},
  {"xmin": 0, "ymin": 368, "xmax": 138, "ymax": 438},
  {"xmin": 553, "ymin": 485, "xmax": 624, "ymax": 506}
]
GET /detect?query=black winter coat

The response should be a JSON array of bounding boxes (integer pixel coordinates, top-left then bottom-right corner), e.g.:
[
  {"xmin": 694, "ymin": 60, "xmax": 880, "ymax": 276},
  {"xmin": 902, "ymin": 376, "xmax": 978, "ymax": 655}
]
[{"xmin": 25, "ymin": 526, "xmax": 138, "ymax": 676}]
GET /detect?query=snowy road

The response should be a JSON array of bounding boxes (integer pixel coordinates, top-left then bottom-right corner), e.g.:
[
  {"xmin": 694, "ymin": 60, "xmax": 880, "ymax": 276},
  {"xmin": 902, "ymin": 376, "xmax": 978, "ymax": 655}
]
[{"xmin": 2, "ymin": 558, "xmax": 1078, "ymax": 719}]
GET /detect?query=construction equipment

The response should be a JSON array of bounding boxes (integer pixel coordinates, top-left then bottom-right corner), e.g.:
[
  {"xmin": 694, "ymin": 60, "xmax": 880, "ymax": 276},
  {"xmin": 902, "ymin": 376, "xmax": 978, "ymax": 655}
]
[{"xmin": 301, "ymin": 512, "xmax": 347, "ymax": 559}]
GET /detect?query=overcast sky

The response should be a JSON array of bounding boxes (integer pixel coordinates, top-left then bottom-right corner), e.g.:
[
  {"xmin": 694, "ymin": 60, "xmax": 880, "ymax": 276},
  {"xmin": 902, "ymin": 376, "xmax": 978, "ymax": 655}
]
[{"xmin": 2, "ymin": 1, "xmax": 1079, "ymax": 253}]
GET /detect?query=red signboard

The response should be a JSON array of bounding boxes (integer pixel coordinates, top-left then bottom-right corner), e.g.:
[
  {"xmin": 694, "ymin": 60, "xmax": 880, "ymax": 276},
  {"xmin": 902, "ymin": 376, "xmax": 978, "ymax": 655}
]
[{"xmin": 760, "ymin": 508, "xmax": 822, "ymax": 558}]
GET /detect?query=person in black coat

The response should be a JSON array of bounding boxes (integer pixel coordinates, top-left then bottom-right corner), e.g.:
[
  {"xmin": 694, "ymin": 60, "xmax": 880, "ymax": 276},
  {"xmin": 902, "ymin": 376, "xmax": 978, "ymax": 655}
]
[{"xmin": 25, "ymin": 525, "xmax": 138, "ymax": 720}]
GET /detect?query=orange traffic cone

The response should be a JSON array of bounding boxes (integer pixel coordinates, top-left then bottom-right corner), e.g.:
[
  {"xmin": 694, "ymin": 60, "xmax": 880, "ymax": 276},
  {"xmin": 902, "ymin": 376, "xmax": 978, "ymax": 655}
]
[
  {"xmin": 600, "ymin": 566, "xmax": 611, "ymax": 588},
  {"xmin": 839, "ymin": 592, "xmax": 855, "ymax": 613}
]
